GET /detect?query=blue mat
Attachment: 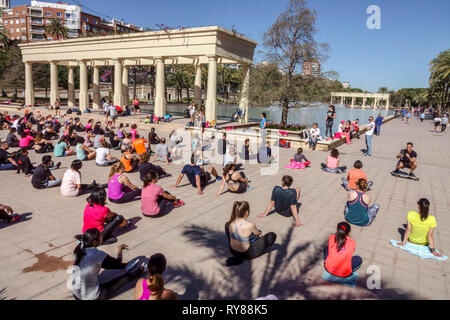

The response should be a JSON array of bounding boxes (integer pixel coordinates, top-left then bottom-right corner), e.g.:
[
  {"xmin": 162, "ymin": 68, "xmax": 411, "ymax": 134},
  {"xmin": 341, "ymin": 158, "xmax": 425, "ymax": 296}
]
[
  {"xmin": 321, "ymin": 270, "xmax": 358, "ymax": 288},
  {"xmin": 390, "ymin": 240, "xmax": 448, "ymax": 261}
]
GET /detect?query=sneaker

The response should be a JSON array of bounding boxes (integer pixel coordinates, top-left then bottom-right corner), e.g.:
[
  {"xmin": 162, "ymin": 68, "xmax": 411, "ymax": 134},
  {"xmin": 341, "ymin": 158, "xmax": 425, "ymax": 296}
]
[
  {"xmin": 216, "ymin": 177, "xmax": 222, "ymax": 182},
  {"xmin": 173, "ymin": 200, "xmax": 185, "ymax": 208},
  {"xmin": 74, "ymin": 234, "xmax": 82, "ymax": 242},
  {"xmin": 409, "ymin": 172, "xmax": 416, "ymax": 178},
  {"xmin": 56, "ymin": 162, "xmax": 62, "ymax": 169},
  {"xmin": 8, "ymin": 214, "xmax": 21, "ymax": 224}
]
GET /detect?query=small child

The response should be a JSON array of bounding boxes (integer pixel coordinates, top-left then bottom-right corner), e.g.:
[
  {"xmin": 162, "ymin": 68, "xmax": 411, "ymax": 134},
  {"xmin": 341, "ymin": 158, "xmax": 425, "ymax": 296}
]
[
  {"xmin": 130, "ymin": 124, "xmax": 139, "ymax": 141},
  {"xmin": 321, "ymin": 149, "xmax": 347, "ymax": 174},
  {"xmin": 285, "ymin": 148, "xmax": 311, "ymax": 169}
]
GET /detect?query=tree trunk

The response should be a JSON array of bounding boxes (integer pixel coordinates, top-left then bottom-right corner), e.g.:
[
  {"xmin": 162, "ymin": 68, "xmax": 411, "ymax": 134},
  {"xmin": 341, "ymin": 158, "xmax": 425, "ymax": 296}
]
[{"xmin": 281, "ymin": 99, "xmax": 289, "ymax": 126}]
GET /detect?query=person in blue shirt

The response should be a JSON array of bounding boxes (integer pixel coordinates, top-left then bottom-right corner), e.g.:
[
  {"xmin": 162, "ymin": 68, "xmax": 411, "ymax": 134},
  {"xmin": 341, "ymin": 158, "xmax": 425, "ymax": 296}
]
[
  {"xmin": 260, "ymin": 113, "xmax": 267, "ymax": 144},
  {"xmin": 375, "ymin": 113, "xmax": 384, "ymax": 136},
  {"xmin": 171, "ymin": 154, "xmax": 221, "ymax": 195}
]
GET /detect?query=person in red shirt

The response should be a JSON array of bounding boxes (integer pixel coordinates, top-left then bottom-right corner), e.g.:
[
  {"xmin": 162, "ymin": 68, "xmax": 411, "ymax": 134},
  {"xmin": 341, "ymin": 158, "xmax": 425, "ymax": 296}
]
[
  {"xmin": 81, "ymin": 185, "xmax": 129, "ymax": 243},
  {"xmin": 341, "ymin": 161, "xmax": 373, "ymax": 191},
  {"xmin": 324, "ymin": 222, "xmax": 362, "ymax": 278}
]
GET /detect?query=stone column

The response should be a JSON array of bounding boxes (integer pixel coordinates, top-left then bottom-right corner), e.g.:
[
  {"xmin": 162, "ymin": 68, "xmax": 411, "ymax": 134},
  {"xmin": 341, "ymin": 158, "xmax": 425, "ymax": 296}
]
[
  {"xmin": 194, "ymin": 64, "xmax": 202, "ymax": 108},
  {"xmin": 351, "ymin": 97, "xmax": 356, "ymax": 107},
  {"xmin": 122, "ymin": 65, "xmax": 129, "ymax": 107},
  {"xmin": 374, "ymin": 98, "xmax": 378, "ymax": 108},
  {"xmin": 79, "ymin": 60, "xmax": 89, "ymax": 111},
  {"xmin": 386, "ymin": 97, "xmax": 390, "ymax": 109},
  {"xmin": 50, "ymin": 61, "xmax": 59, "ymax": 106},
  {"xmin": 113, "ymin": 59, "xmax": 123, "ymax": 107},
  {"xmin": 362, "ymin": 97, "xmax": 367, "ymax": 108},
  {"xmin": 330, "ymin": 96, "xmax": 333, "ymax": 105},
  {"xmin": 24, "ymin": 62, "xmax": 34, "ymax": 107},
  {"xmin": 154, "ymin": 57, "xmax": 166, "ymax": 117},
  {"xmin": 340, "ymin": 96, "xmax": 344, "ymax": 105},
  {"xmin": 205, "ymin": 56, "xmax": 218, "ymax": 123},
  {"xmin": 239, "ymin": 64, "xmax": 250, "ymax": 123},
  {"xmin": 68, "ymin": 66, "xmax": 75, "ymax": 107},
  {"xmin": 92, "ymin": 66, "xmax": 101, "ymax": 110}
]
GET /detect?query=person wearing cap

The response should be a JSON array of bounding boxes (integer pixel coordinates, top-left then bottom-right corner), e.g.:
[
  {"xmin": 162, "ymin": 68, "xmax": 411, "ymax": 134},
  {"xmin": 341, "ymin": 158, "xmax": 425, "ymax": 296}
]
[{"xmin": 335, "ymin": 120, "xmax": 352, "ymax": 144}]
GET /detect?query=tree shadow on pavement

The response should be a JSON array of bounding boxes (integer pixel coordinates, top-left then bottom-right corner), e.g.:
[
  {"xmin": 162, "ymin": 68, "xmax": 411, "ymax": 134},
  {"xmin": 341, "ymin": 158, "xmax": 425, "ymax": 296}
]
[{"xmin": 162, "ymin": 224, "xmax": 418, "ymax": 300}]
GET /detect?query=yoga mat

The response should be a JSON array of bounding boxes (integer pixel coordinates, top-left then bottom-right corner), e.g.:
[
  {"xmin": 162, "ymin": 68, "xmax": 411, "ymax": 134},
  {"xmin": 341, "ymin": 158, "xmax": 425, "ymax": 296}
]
[
  {"xmin": 322, "ymin": 270, "xmax": 358, "ymax": 288},
  {"xmin": 390, "ymin": 240, "xmax": 448, "ymax": 261}
]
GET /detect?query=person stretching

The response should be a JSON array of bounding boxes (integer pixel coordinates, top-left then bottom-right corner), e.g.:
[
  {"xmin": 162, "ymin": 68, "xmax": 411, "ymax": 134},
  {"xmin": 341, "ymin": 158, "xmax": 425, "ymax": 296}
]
[
  {"xmin": 141, "ymin": 171, "xmax": 183, "ymax": 218},
  {"xmin": 321, "ymin": 149, "xmax": 347, "ymax": 174},
  {"xmin": 324, "ymin": 222, "xmax": 362, "ymax": 278},
  {"xmin": 258, "ymin": 175, "xmax": 302, "ymax": 227},
  {"xmin": 342, "ymin": 160, "xmax": 373, "ymax": 191},
  {"xmin": 0, "ymin": 142, "xmax": 18, "ymax": 171},
  {"xmin": 0, "ymin": 203, "xmax": 21, "ymax": 224},
  {"xmin": 96, "ymin": 139, "xmax": 119, "ymax": 167},
  {"xmin": 31, "ymin": 155, "xmax": 62, "ymax": 189},
  {"xmin": 76, "ymin": 137, "xmax": 96, "ymax": 161},
  {"xmin": 397, "ymin": 198, "xmax": 442, "ymax": 257},
  {"xmin": 138, "ymin": 152, "xmax": 170, "ymax": 181},
  {"xmin": 61, "ymin": 160, "xmax": 100, "ymax": 197},
  {"xmin": 216, "ymin": 163, "xmax": 249, "ymax": 196},
  {"xmin": 225, "ymin": 201, "xmax": 277, "ymax": 265},
  {"xmin": 134, "ymin": 253, "xmax": 178, "ymax": 300},
  {"xmin": 107, "ymin": 162, "xmax": 142, "ymax": 204},
  {"xmin": 393, "ymin": 142, "xmax": 418, "ymax": 178},
  {"xmin": 54, "ymin": 136, "xmax": 76, "ymax": 158},
  {"xmin": 72, "ymin": 228, "xmax": 144, "ymax": 300},
  {"xmin": 345, "ymin": 179, "xmax": 380, "ymax": 227}
]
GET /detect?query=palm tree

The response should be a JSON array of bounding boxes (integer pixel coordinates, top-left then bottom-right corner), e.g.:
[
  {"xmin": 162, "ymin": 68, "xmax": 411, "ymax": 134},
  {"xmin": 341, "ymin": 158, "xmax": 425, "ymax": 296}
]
[
  {"xmin": 378, "ymin": 87, "xmax": 388, "ymax": 93},
  {"xmin": 45, "ymin": 19, "xmax": 68, "ymax": 40},
  {"xmin": 167, "ymin": 65, "xmax": 188, "ymax": 102},
  {"xmin": 429, "ymin": 49, "xmax": 450, "ymax": 112},
  {"xmin": 0, "ymin": 27, "xmax": 10, "ymax": 50}
]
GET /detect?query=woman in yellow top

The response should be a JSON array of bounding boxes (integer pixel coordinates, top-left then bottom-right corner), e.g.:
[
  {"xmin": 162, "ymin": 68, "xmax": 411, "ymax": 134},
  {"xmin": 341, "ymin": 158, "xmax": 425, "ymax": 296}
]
[{"xmin": 398, "ymin": 198, "xmax": 442, "ymax": 257}]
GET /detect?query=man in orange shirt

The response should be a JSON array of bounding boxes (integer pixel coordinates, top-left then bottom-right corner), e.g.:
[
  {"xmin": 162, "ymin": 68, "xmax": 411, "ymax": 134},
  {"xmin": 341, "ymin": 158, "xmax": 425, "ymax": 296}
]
[
  {"xmin": 341, "ymin": 161, "xmax": 373, "ymax": 191},
  {"xmin": 131, "ymin": 134, "xmax": 149, "ymax": 156}
]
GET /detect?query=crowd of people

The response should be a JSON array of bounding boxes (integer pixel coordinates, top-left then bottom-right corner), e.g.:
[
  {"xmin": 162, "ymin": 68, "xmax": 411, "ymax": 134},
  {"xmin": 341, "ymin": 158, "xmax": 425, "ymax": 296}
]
[{"xmin": 0, "ymin": 103, "xmax": 445, "ymax": 300}]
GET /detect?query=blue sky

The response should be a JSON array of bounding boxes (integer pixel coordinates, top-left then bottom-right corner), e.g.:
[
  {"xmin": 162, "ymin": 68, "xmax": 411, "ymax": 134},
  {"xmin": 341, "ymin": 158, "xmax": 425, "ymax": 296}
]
[{"xmin": 11, "ymin": 0, "xmax": 450, "ymax": 92}]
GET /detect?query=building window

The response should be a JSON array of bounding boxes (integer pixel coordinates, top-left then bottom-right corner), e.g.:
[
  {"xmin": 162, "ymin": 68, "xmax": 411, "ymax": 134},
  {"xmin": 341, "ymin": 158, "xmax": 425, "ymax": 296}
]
[
  {"xmin": 4, "ymin": 21, "xmax": 7, "ymax": 25},
  {"xmin": 46, "ymin": 12, "xmax": 51, "ymax": 16},
  {"xmin": 93, "ymin": 19, "xmax": 97, "ymax": 24},
  {"xmin": 16, "ymin": 28, "xmax": 19, "ymax": 33},
  {"xmin": 56, "ymin": 12, "xmax": 62, "ymax": 17},
  {"xmin": 10, "ymin": 28, "xmax": 13, "ymax": 33},
  {"xmin": 83, "ymin": 17, "xmax": 88, "ymax": 22},
  {"xmin": 22, "ymin": 10, "xmax": 26, "ymax": 15}
]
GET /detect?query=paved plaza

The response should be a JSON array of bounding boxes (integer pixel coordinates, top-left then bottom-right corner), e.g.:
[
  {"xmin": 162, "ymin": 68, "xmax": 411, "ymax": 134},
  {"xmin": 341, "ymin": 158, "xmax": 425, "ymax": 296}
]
[{"xmin": 0, "ymin": 112, "xmax": 449, "ymax": 300}]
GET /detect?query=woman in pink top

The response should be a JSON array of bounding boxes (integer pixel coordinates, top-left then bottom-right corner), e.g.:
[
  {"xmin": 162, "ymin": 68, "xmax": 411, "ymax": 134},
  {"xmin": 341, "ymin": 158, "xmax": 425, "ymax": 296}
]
[
  {"xmin": 129, "ymin": 124, "xmax": 139, "ymax": 141},
  {"xmin": 81, "ymin": 185, "xmax": 128, "ymax": 242},
  {"xmin": 141, "ymin": 170, "xmax": 183, "ymax": 217},
  {"xmin": 321, "ymin": 149, "xmax": 347, "ymax": 174},
  {"xmin": 134, "ymin": 253, "xmax": 177, "ymax": 300},
  {"xmin": 19, "ymin": 132, "xmax": 35, "ymax": 149}
]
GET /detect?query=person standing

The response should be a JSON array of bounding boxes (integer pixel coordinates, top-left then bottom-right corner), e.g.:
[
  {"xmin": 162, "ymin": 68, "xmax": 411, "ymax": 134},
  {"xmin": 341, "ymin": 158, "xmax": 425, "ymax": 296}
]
[
  {"xmin": 375, "ymin": 113, "xmax": 384, "ymax": 136},
  {"xmin": 108, "ymin": 104, "xmax": 117, "ymax": 126},
  {"xmin": 365, "ymin": 116, "xmax": 375, "ymax": 157},
  {"xmin": 325, "ymin": 105, "xmax": 336, "ymax": 138},
  {"xmin": 260, "ymin": 113, "xmax": 267, "ymax": 144},
  {"xmin": 103, "ymin": 99, "xmax": 110, "ymax": 122},
  {"xmin": 133, "ymin": 96, "xmax": 140, "ymax": 119},
  {"xmin": 441, "ymin": 114, "xmax": 448, "ymax": 132},
  {"xmin": 55, "ymin": 99, "xmax": 61, "ymax": 118}
]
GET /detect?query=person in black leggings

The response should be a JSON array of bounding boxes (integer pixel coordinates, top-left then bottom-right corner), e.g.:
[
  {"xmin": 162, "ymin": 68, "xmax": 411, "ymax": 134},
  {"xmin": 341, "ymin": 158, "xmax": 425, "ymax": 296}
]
[
  {"xmin": 325, "ymin": 105, "xmax": 336, "ymax": 138},
  {"xmin": 72, "ymin": 228, "xmax": 144, "ymax": 300},
  {"xmin": 225, "ymin": 201, "xmax": 276, "ymax": 265}
]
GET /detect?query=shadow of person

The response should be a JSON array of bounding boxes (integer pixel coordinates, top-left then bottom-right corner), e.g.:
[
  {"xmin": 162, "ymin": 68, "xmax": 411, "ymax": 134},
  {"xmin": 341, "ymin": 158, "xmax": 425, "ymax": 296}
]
[
  {"xmin": 177, "ymin": 278, "xmax": 205, "ymax": 300},
  {"xmin": 114, "ymin": 217, "xmax": 141, "ymax": 237},
  {"xmin": 0, "ymin": 212, "xmax": 33, "ymax": 230}
]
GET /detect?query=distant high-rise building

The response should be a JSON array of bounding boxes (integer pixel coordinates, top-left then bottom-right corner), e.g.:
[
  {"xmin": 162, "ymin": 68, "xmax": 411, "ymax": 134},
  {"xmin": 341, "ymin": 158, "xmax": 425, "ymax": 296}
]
[
  {"xmin": 342, "ymin": 81, "xmax": 350, "ymax": 89},
  {"xmin": 302, "ymin": 60, "xmax": 321, "ymax": 78},
  {"xmin": 1, "ymin": 0, "xmax": 143, "ymax": 43}
]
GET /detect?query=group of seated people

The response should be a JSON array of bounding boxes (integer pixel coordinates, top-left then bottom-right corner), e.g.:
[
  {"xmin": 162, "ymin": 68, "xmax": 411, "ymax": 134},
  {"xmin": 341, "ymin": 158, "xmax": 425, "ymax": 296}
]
[{"xmin": 334, "ymin": 119, "xmax": 360, "ymax": 145}]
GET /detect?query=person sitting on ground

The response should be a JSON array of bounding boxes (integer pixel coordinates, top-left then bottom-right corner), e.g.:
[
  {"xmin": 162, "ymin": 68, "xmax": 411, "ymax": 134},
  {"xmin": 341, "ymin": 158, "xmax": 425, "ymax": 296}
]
[
  {"xmin": 107, "ymin": 162, "xmax": 142, "ymax": 204},
  {"xmin": 324, "ymin": 222, "xmax": 362, "ymax": 278},
  {"xmin": 74, "ymin": 118, "xmax": 85, "ymax": 132},
  {"xmin": 109, "ymin": 131, "xmax": 122, "ymax": 151},
  {"xmin": 171, "ymin": 153, "xmax": 221, "ymax": 195},
  {"xmin": 258, "ymin": 175, "xmax": 303, "ymax": 227},
  {"xmin": 0, "ymin": 142, "xmax": 18, "ymax": 171},
  {"xmin": 131, "ymin": 134, "xmax": 149, "ymax": 156},
  {"xmin": 61, "ymin": 160, "xmax": 96, "ymax": 197},
  {"xmin": 242, "ymin": 138, "xmax": 255, "ymax": 161},
  {"xmin": 223, "ymin": 146, "xmax": 238, "ymax": 168},
  {"xmin": 130, "ymin": 124, "xmax": 139, "ymax": 141},
  {"xmin": 72, "ymin": 228, "xmax": 144, "ymax": 300},
  {"xmin": 121, "ymin": 133, "xmax": 132, "ymax": 153},
  {"xmin": 117, "ymin": 123, "xmax": 127, "ymax": 140},
  {"xmin": 0, "ymin": 203, "xmax": 21, "ymax": 224},
  {"xmin": 76, "ymin": 137, "xmax": 96, "ymax": 161},
  {"xmin": 138, "ymin": 152, "xmax": 170, "ymax": 181},
  {"xmin": 225, "ymin": 201, "xmax": 277, "ymax": 264},
  {"xmin": 397, "ymin": 198, "xmax": 442, "ymax": 257},
  {"xmin": 393, "ymin": 142, "xmax": 418, "ymax": 178},
  {"xmin": 321, "ymin": 149, "xmax": 347, "ymax": 174},
  {"xmin": 286, "ymin": 148, "xmax": 311, "ymax": 169},
  {"xmin": 31, "ymin": 155, "xmax": 62, "ymax": 189},
  {"xmin": 83, "ymin": 128, "xmax": 95, "ymax": 148},
  {"xmin": 153, "ymin": 138, "xmax": 171, "ymax": 165},
  {"xmin": 34, "ymin": 132, "xmax": 54, "ymax": 154},
  {"xmin": 345, "ymin": 179, "xmax": 380, "ymax": 227},
  {"xmin": 16, "ymin": 148, "xmax": 35, "ymax": 176},
  {"xmin": 42, "ymin": 125, "xmax": 58, "ymax": 141},
  {"xmin": 341, "ymin": 160, "xmax": 373, "ymax": 191},
  {"xmin": 163, "ymin": 113, "xmax": 173, "ymax": 122},
  {"xmin": 134, "ymin": 253, "xmax": 178, "ymax": 300},
  {"xmin": 96, "ymin": 139, "xmax": 119, "ymax": 167},
  {"xmin": 54, "ymin": 136, "xmax": 76, "ymax": 158},
  {"xmin": 19, "ymin": 132, "xmax": 35, "ymax": 150},
  {"xmin": 148, "ymin": 127, "xmax": 160, "ymax": 145},
  {"xmin": 121, "ymin": 146, "xmax": 140, "ymax": 173},
  {"xmin": 141, "ymin": 171, "xmax": 183, "ymax": 218},
  {"xmin": 309, "ymin": 123, "xmax": 321, "ymax": 150},
  {"xmin": 6, "ymin": 128, "xmax": 20, "ymax": 148},
  {"xmin": 216, "ymin": 163, "xmax": 249, "ymax": 197}
]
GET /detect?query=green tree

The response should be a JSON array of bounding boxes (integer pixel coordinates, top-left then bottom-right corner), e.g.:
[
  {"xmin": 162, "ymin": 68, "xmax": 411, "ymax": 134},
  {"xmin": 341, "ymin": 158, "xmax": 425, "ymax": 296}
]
[
  {"xmin": 167, "ymin": 65, "xmax": 188, "ymax": 102},
  {"xmin": 0, "ymin": 27, "xmax": 10, "ymax": 50},
  {"xmin": 378, "ymin": 87, "xmax": 388, "ymax": 93},
  {"xmin": 258, "ymin": 0, "xmax": 329, "ymax": 125},
  {"xmin": 429, "ymin": 49, "xmax": 450, "ymax": 112},
  {"xmin": 45, "ymin": 19, "xmax": 68, "ymax": 40}
]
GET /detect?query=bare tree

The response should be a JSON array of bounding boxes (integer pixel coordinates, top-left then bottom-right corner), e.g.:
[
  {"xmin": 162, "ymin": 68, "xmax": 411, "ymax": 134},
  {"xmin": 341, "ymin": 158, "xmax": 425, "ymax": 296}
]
[{"xmin": 262, "ymin": 0, "xmax": 329, "ymax": 125}]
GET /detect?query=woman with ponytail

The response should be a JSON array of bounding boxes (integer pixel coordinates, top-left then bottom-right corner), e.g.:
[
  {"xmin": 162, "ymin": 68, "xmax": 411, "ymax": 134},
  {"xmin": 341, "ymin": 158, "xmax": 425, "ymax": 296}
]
[
  {"xmin": 72, "ymin": 228, "xmax": 144, "ymax": 300},
  {"xmin": 345, "ymin": 178, "xmax": 380, "ymax": 226},
  {"xmin": 324, "ymin": 222, "xmax": 362, "ymax": 278},
  {"xmin": 134, "ymin": 253, "xmax": 177, "ymax": 300},
  {"xmin": 225, "ymin": 201, "xmax": 277, "ymax": 264},
  {"xmin": 107, "ymin": 162, "xmax": 142, "ymax": 204},
  {"xmin": 82, "ymin": 185, "xmax": 128, "ymax": 242},
  {"xmin": 215, "ymin": 163, "xmax": 249, "ymax": 196}
]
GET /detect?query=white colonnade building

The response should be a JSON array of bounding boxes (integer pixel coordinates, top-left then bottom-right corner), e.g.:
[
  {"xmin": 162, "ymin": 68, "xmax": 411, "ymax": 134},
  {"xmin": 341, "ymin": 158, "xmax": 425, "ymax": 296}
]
[
  {"xmin": 19, "ymin": 26, "xmax": 257, "ymax": 123},
  {"xmin": 330, "ymin": 92, "xmax": 391, "ymax": 109}
]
